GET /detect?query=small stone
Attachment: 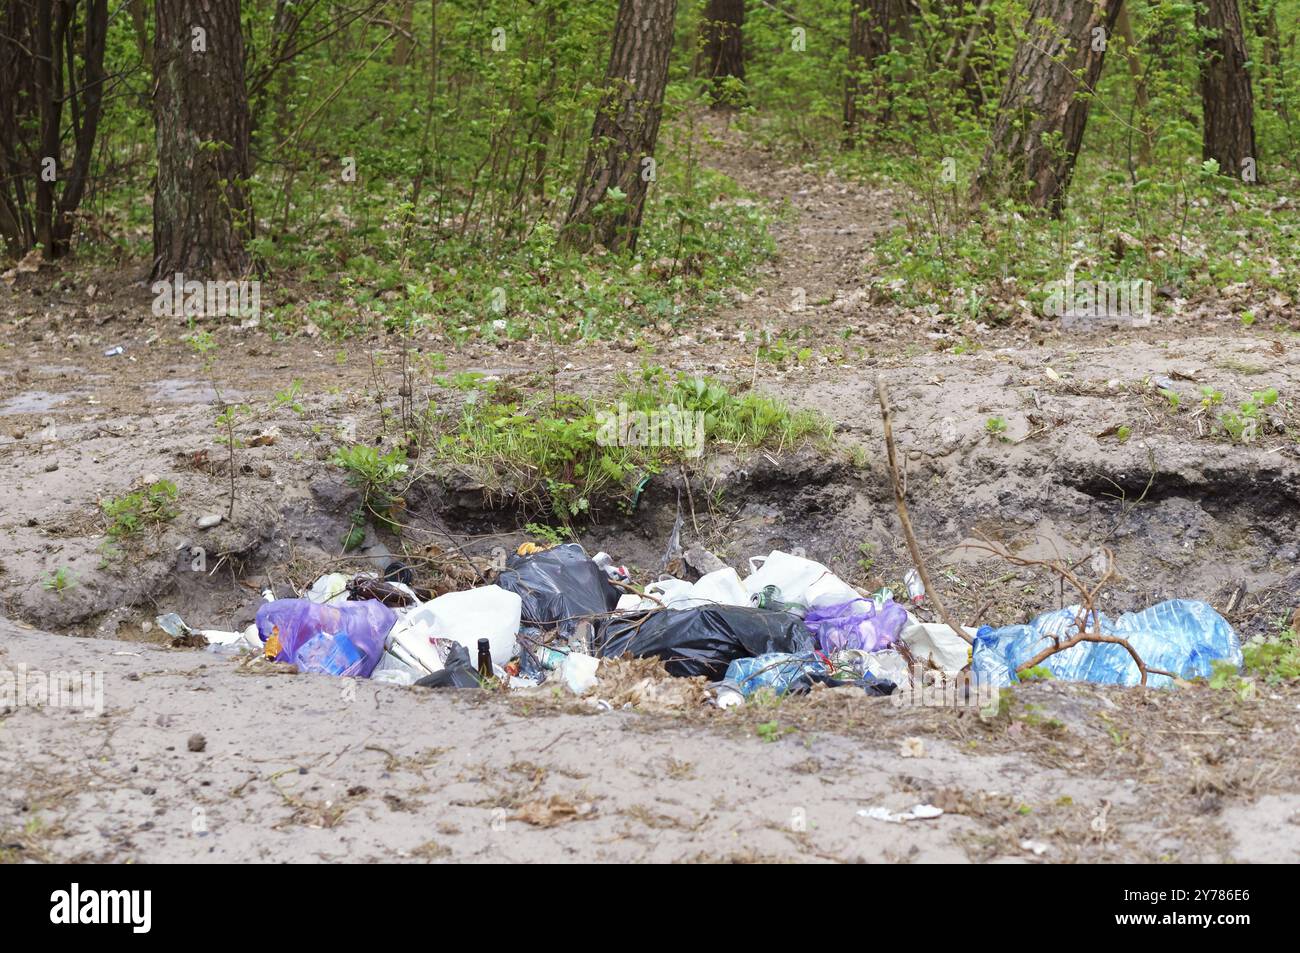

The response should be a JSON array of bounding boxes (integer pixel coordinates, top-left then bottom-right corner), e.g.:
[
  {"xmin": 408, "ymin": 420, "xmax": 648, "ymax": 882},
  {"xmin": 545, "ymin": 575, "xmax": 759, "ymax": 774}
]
[
  {"xmin": 43, "ymin": 461, "xmax": 58, "ymax": 472},
  {"xmin": 683, "ymin": 546, "xmax": 727, "ymax": 576},
  {"xmin": 196, "ymin": 513, "xmax": 222, "ymax": 529},
  {"xmin": 187, "ymin": 733, "xmax": 206, "ymax": 752}
]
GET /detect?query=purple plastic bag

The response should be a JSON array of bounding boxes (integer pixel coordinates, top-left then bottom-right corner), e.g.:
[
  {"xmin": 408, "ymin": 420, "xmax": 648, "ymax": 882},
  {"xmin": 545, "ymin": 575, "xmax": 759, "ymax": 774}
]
[
  {"xmin": 804, "ymin": 598, "xmax": 907, "ymax": 654},
  {"xmin": 255, "ymin": 598, "xmax": 396, "ymax": 678}
]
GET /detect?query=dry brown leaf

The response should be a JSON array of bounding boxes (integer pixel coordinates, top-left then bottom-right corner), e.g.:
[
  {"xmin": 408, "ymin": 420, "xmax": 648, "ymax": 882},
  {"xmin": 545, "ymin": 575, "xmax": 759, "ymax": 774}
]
[
  {"xmin": 597, "ymin": 657, "xmax": 710, "ymax": 711},
  {"xmin": 511, "ymin": 795, "xmax": 595, "ymax": 828}
]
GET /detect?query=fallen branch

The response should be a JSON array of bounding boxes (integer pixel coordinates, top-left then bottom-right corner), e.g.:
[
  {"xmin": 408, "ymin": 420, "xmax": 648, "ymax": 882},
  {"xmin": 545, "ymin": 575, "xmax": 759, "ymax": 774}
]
[{"xmin": 876, "ymin": 375, "xmax": 972, "ymax": 645}]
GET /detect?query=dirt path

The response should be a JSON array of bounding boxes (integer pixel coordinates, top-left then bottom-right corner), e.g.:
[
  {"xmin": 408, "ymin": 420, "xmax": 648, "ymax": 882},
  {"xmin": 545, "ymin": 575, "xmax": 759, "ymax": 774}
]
[
  {"xmin": 2, "ymin": 122, "xmax": 1299, "ymax": 862},
  {"xmin": 697, "ymin": 117, "xmax": 903, "ymax": 322}
]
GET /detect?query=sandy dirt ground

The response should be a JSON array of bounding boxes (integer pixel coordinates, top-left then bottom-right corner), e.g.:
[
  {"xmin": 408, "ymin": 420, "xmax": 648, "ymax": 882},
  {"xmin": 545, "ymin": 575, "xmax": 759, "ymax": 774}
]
[
  {"xmin": 2, "ymin": 122, "xmax": 1298, "ymax": 862},
  {"xmin": 4, "ymin": 619, "xmax": 1298, "ymax": 863}
]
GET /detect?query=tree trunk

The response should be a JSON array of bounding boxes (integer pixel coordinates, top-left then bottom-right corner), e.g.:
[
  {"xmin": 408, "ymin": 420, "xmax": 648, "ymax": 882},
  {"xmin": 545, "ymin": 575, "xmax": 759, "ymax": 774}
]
[
  {"xmin": 1198, "ymin": 0, "xmax": 1257, "ymax": 180},
  {"xmin": 973, "ymin": 0, "xmax": 1124, "ymax": 215},
  {"xmin": 54, "ymin": 0, "xmax": 108, "ymax": 254},
  {"xmin": 563, "ymin": 0, "xmax": 677, "ymax": 254},
  {"xmin": 0, "ymin": 1, "xmax": 35, "ymax": 254},
  {"xmin": 0, "ymin": 0, "xmax": 106, "ymax": 259},
  {"xmin": 392, "ymin": 0, "xmax": 415, "ymax": 68},
  {"xmin": 128, "ymin": 0, "xmax": 151, "ymax": 72},
  {"xmin": 698, "ymin": 0, "xmax": 744, "ymax": 107},
  {"xmin": 843, "ymin": 0, "xmax": 909, "ymax": 146},
  {"xmin": 151, "ymin": 0, "xmax": 254, "ymax": 280},
  {"xmin": 1114, "ymin": 4, "xmax": 1152, "ymax": 167},
  {"xmin": 33, "ymin": 0, "xmax": 63, "ymax": 256}
]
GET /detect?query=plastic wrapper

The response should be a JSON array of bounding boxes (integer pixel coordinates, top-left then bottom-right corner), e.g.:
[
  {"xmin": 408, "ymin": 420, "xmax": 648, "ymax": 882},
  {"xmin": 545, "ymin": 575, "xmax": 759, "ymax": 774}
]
[
  {"xmin": 597, "ymin": 604, "xmax": 815, "ymax": 680},
  {"xmin": 255, "ymin": 598, "xmax": 395, "ymax": 677},
  {"xmin": 804, "ymin": 597, "xmax": 907, "ymax": 654},
  {"xmin": 495, "ymin": 543, "xmax": 621, "ymax": 635},
  {"xmin": 972, "ymin": 599, "xmax": 1242, "ymax": 687}
]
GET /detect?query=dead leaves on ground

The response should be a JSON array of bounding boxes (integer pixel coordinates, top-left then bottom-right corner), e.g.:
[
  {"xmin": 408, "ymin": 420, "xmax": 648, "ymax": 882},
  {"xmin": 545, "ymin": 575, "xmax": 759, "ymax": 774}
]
[{"xmin": 511, "ymin": 794, "xmax": 596, "ymax": 828}]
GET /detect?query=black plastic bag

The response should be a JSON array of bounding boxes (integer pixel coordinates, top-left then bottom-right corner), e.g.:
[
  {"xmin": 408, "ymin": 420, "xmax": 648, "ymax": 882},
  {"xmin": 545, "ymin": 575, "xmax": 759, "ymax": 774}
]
[
  {"xmin": 597, "ymin": 605, "xmax": 815, "ymax": 680},
  {"xmin": 814, "ymin": 672, "xmax": 897, "ymax": 696},
  {"xmin": 414, "ymin": 643, "xmax": 481, "ymax": 689},
  {"xmin": 495, "ymin": 543, "xmax": 620, "ymax": 635}
]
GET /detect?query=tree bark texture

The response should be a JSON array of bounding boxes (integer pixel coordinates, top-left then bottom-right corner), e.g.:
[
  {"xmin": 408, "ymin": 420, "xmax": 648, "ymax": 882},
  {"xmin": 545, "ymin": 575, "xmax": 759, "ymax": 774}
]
[
  {"xmin": 563, "ymin": 0, "xmax": 677, "ymax": 253},
  {"xmin": 974, "ymin": 0, "xmax": 1124, "ymax": 214},
  {"xmin": 699, "ymin": 0, "xmax": 744, "ymax": 107},
  {"xmin": 1198, "ymin": 0, "xmax": 1258, "ymax": 180},
  {"xmin": 152, "ymin": 0, "xmax": 254, "ymax": 280}
]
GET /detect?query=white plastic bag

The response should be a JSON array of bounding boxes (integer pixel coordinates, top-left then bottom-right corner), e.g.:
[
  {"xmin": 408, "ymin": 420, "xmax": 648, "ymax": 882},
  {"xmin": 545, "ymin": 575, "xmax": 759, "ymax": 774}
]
[
  {"xmin": 621, "ymin": 567, "xmax": 751, "ymax": 612},
  {"xmin": 393, "ymin": 585, "xmax": 522, "ymax": 668},
  {"xmin": 560, "ymin": 652, "xmax": 599, "ymax": 695},
  {"xmin": 743, "ymin": 550, "xmax": 859, "ymax": 607},
  {"xmin": 689, "ymin": 567, "xmax": 749, "ymax": 607},
  {"xmin": 900, "ymin": 621, "xmax": 972, "ymax": 675},
  {"xmin": 643, "ymin": 578, "xmax": 697, "ymax": 609}
]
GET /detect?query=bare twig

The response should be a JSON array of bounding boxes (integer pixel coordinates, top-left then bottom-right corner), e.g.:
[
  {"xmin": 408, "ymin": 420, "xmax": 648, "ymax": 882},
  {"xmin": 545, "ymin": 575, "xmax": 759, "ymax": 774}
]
[
  {"xmin": 876, "ymin": 375, "xmax": 972, "ymax": 645},
  {"xmin": 958, "ymin": 535, "xmax": 1175, "ymax": 686}
]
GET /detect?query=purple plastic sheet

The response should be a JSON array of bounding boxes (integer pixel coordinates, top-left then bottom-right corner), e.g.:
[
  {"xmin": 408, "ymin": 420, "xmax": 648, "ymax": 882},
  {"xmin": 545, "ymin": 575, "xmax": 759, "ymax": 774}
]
[
  {"xmin": 804, "ymin": 598, "xmax": 907, "ymax": 654},
  {"xmin": 256, "ymin": 598, "xmax": 396, "ymax": 677}
]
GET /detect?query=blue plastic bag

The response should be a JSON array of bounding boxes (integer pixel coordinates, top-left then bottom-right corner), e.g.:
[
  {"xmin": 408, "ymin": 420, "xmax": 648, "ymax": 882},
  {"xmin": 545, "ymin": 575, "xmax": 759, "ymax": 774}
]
[
  {"xmin": 971, "ymin": 599, "xmax": 1242, "ymax": 688},
  {"xmin": 256, "ymin": 598, "xmax": 396, "ymax": 678},
  {"xmin": 804, "ymin": 597, "xmax": 907, "ymax": 654}
]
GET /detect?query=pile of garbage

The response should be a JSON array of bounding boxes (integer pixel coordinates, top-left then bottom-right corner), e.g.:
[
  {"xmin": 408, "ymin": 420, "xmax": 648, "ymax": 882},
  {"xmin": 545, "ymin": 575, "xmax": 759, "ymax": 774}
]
[{"xmin": 173, "ymin": 542, "xmax": 1244, "ymax": 705}]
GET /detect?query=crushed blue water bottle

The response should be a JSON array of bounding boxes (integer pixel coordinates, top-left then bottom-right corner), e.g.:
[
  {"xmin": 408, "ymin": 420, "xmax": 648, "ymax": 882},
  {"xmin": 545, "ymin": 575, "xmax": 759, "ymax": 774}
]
[{"xmin": 971, "ymin": 599, "xmax": 1241, "ymax": 688}]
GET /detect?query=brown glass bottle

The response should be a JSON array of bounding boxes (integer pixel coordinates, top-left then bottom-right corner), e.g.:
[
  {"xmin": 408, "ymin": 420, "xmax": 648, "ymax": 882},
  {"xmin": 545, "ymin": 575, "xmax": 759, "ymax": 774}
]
[{"xmin": 477, "ymin": 638, "xmax": 493, "ymax": 680}]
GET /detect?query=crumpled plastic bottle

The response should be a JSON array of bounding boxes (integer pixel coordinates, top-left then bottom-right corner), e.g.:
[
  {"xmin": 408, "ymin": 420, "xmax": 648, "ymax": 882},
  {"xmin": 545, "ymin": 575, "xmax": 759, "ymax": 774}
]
[{"xmin": 971, "ymin": 599, "xmax": 1242, "ymax": 688}]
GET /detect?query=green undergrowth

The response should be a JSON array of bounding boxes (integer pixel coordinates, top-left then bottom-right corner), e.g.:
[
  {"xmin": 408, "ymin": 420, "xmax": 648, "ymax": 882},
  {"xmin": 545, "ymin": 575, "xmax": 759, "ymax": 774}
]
[
  {"xmin": 335, "ymin": 367, "xmax": 831, "ymax": 531},
  {"xmin": 863, "ymin": 151, "xmax": 1300, "ymax": 331},
  {"xmin": 1208, "ymin": 617, "xmax": 1300, "ymax": 698},
  {"xmin": 100, "ymin": 480, "xmax": 180, "ymax": 540},
  {"xmin": 258, "ymin": 162, "xmax": 774, "ymax": 344},
  {"xmin": 1242, "ymin": 623, "xmax": 1300, "ymax": 684}
]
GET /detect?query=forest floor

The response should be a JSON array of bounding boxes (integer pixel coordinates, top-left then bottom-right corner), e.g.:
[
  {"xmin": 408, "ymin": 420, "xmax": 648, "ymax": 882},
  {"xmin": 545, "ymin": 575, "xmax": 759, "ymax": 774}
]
[{"xmin": 2, "ymin": 118, "xmax": 1299, "ymax": 862}]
